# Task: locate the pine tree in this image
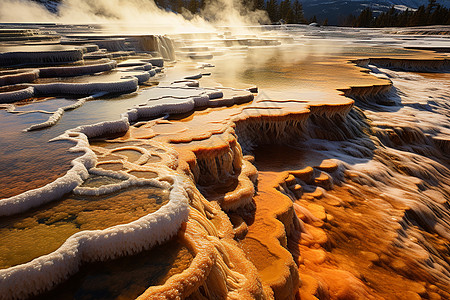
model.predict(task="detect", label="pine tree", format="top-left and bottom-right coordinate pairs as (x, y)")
top-left (254, 0), bottom-right (265, 11)
top-left (187, 0), bottom-right (199, 14)
top-left (398, 9), bottom-right (410, 26)
top-left (292, 0), bottom-right (305, 24)
top-left (340, 14), bottom-right (356, 26)
top-left (427, 0), bottom-right (437, 14)
top-left (346, 0), bottom-right (450, 28)
top-left (279, 0), bottom-right (293, 23)
top-left (354, 8), bottom-right (373, 27)
top-left (266, 0), bottom-right (279, 23)
top-left (412, 6), bottom-right (427, 26)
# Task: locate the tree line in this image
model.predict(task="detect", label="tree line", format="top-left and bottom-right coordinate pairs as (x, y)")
top-left (155, 0), bottom-right (449, 27)
top-left (35, 0), bottom-right (450, 27)
top-left (342, 0), bottom-right (450, 27)
top-left (263, 0), bottom-right (307, 24)
top-left (152, 0), bottom-right (308, 24)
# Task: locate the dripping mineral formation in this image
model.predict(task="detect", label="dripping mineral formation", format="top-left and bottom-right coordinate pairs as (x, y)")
top-left (0, 23), bottom-right (449, 300)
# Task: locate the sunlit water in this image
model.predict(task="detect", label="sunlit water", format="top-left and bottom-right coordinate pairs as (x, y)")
top-left (31, 237), bottom-right (193, 300)
top-left (1, 26), bottom-right (446, 200)
top-left (0, 186), bottom-right (169, 269)
top-left (251, 67), bottom-right (450, 298)
top-left (0, 24), bottom-right (449, 299)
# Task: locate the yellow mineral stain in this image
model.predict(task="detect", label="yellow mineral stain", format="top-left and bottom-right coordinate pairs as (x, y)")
top-left (34, 237), bottom-right (194, 300)
top-left (0, 187), bottom-right (169, 269)
top-left (241, 171), bottom-right (300, 300)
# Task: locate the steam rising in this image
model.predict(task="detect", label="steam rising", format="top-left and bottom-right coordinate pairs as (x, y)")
top-left (0, 0), bottom-right (269, 32)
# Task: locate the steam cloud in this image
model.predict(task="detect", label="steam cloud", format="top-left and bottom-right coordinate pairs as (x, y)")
top-left (0, 0), bottom-right (269, 32)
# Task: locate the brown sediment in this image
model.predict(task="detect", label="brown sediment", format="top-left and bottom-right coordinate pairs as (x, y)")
top-left (90, 139), bottom-right (178, 172)
top-left (0, 186), bottom-right (169, 269)
top-left (280, 164), bottom-right (450, 300)
top-left (338, 82), bottom-right (393, 104)
top-left (361, 58), bottom-right (450, 71)
top-left (0, 69), bottom-right (39, 87)
top-left (256, 162), bottom-right (383, 300)
top-left (249, 145), bottom-right (362, 299)
top-left (123, 97), bottom-right (339, 298)
top-left (432, 135), bottom-right (450, 154)
top-left (3, 26), bottom-right (450, 300)
top-left (137, 183), bottom-right (272, 300)
top-left (0, 140), bottom-right (80, 200)
top-left (132, 96), bottom-right (356, 298)
top-left (70, 132), bottom-right (272, 299)
top-left (120, 76), bottom-right (383, 298)
top-left (79, 174), bottom-right (124, 187)
top-left (128, 170), bottom-right (158, 179)
top-left (241, 171), bottom-right (300, 300)
top-left (31, 237), bottom-right (195, 300)
top-left (202, 158), bottom-right (257, 211)
top-left (119, 53), bottom-right (450, 299)
top-left (0, 138), bottom-right (178, 270)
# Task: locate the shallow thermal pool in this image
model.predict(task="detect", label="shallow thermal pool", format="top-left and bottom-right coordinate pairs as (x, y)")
top-left (31, 237), bottom-right (193, 300)
top-left (0, 23), bottom-right (449, 300)
top-left (0, 186), bottom-right (169, 269)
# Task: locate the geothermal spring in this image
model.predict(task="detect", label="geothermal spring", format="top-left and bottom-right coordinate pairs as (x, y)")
top-left (0, 19), bottom-right (449, 300)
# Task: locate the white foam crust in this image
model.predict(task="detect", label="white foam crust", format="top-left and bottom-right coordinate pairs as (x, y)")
top-left (0, 86), bottom-right (34, 103)
top-left (0, 69), bottom-right (39, 86)
top-left (0, 174), bottom-right (190, 300)
top-left (0, 131), bottom-right (95, 216)
top-left (0, 88), bottom-right (192, 298)
top-left (0, 49), bottom-right (83, 67)
top-left (1, 75), bottom-right (138, 104)
top-left (122, 86), bottom-right (254, 122)
top-left (0, 84), bottom-right (242, 216)
top-left (24, 91), bottom-right (111, 131)
top-left (39, 60), bottom-right (117, 77)
top-left (0, 114), bottom-right (133, 217)
top-left (0, 82), bottom-right (255, 299)
top-left (32, 77), bottom-right (139, 95)
top-left (73, 117), bottom-right (130, 138)
top-left (72, 168), bottom-right (161, 196)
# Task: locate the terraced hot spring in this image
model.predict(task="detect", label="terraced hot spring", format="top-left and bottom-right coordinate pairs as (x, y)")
top-left (31, 237), bottom-right (193, 300)
top-left (35, 70), bottom-right (136, 84)
top-left (0, 45), bottom-right (79, 52)
top-left (0, 85), bottom-right (205, 199)
top-left (13, 97), bottom-right (77, 112)
top-left (0, 112), bottom-right (80, 199)
top-left (0, 186), bottom-right (169, 269)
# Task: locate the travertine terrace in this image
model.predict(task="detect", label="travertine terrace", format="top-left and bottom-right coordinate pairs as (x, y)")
top-left (0, 23), bottom-right (449, 300)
